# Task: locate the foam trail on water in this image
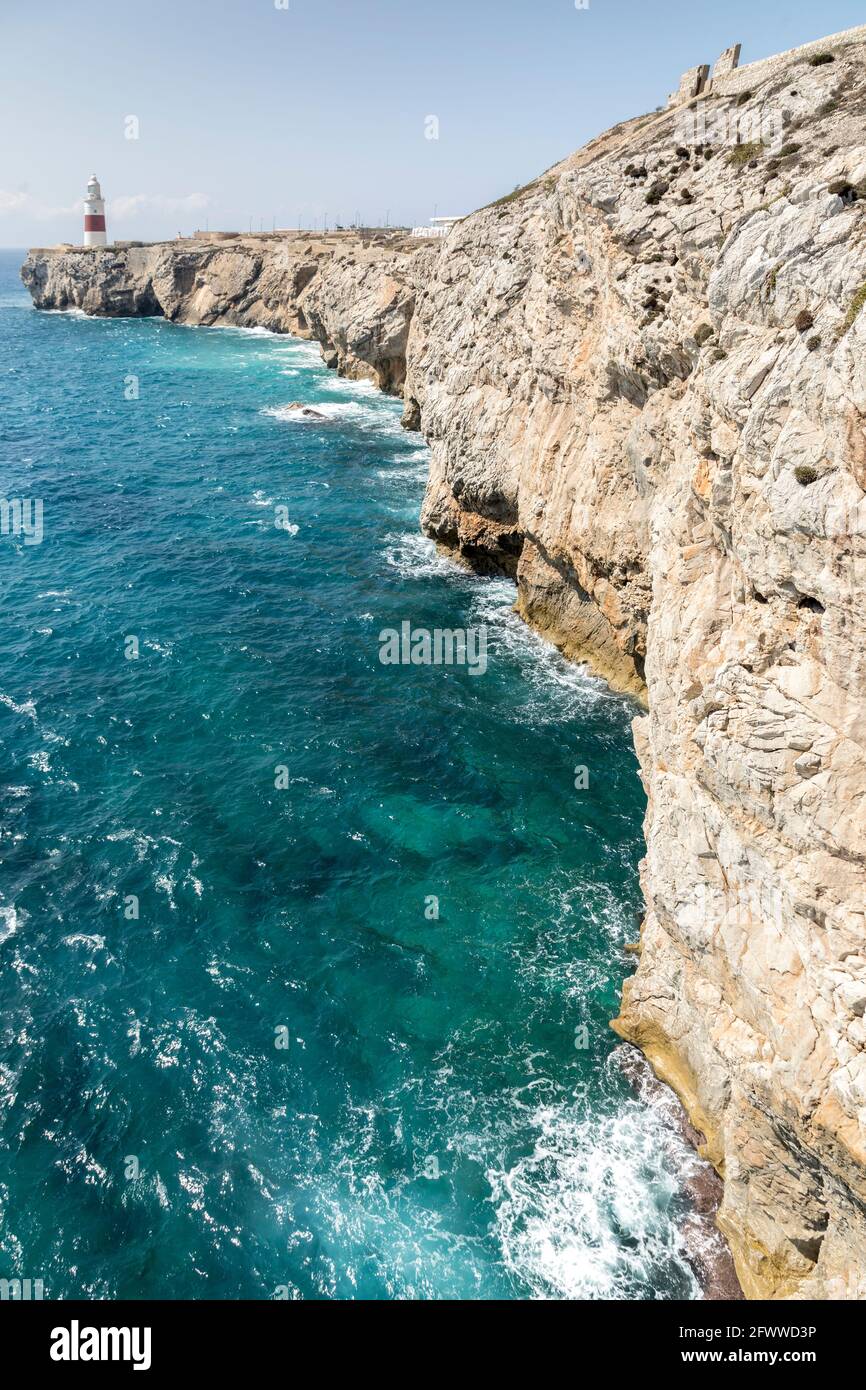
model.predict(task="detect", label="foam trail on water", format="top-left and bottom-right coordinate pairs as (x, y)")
top-left (490, 1091), bottom-right (701, 1300)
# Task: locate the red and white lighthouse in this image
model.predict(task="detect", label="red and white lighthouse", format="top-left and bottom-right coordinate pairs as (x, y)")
top-left (83, 174), bottom-right (108, 247)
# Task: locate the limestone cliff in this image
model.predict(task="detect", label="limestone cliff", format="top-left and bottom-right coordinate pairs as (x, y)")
top-left (21, 231), bottom-right (417, 396)
top-left (403, 41), bottom-right (866, 1299)
top-left (21, 30), bottom-right (866, 1299)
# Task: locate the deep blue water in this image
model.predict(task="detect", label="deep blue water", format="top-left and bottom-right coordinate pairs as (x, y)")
top-left (0, 248), bottom-right (701, 1299)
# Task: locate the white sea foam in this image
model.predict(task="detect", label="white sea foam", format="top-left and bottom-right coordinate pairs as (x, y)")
top-left (325, 375), bottom-right (378, 396)
top-left (273, 340), bottom-right (323, 364)
top-left (382, 530), bottom-right (468, 580)
top-left (380, 536), bottom-right (626, 730)
top-left (490, 1085), bottom-right (700, 1300)
top-left (215, 323), bottom-right (282, 339)
top-left (105, 829), bottom-right (203, 906)
top-left (154, 872), bottom-right (178, 907)
top-left (0, 691), bottom-right (71, 753)
top-left (513, 881), bottom-right (638, 1014)
top-left (0, 692), bottom-right (38, 722)
top-left (470, 579), bottom-right (622, 723)
top-left (0, 905), bottom-right (19, 944)
top-left (263, 390), bottom-right (406, 442)
top-left (264, 402), bottom-right (341, 423)
top-left (264, 399), bottom-right (386, 426)
top-left (377, 450), bottom-right (430, 484)
top-left (61, 933), bottom-right (106, 951)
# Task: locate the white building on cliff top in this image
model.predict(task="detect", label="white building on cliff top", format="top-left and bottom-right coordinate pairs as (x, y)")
top-left (410, 216), bottom-right (463, 240)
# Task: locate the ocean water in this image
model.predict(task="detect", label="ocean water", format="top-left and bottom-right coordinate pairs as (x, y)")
top-left (0, 248), bottom-right (702, 1300)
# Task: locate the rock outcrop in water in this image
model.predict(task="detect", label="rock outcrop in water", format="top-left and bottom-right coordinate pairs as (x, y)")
top-left (21, 28), bottom-right (866, 1300)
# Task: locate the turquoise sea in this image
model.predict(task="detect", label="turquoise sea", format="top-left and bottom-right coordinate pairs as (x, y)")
top-left (0, 248), bottom-right (702, 1299)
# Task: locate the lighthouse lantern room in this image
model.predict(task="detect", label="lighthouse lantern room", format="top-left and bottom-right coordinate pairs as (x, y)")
top-left (83, 175), bottom-right (108, 247)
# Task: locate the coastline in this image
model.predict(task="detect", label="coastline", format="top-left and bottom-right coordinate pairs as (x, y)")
top-left (0, 254), bottom-right (713, 1297)
top-left (19, 22), bottom-right (866, 1299)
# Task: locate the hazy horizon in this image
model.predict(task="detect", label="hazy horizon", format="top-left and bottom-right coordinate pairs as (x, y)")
top-left (2, 0), bottom-right (864, 247)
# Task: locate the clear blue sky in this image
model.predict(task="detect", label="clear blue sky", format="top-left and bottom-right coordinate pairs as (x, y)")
top-left (2, 0), bottom-right (863, 245)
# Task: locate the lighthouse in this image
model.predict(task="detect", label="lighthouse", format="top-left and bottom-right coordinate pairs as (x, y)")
top-left (83, 174), bottom-right (108, 247)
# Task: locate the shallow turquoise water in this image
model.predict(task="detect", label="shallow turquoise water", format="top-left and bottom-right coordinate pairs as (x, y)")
top-left (0, 249), bottom-right (700, 1299)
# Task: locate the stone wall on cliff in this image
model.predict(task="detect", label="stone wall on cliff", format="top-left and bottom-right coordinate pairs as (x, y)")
top-left (21, 32), bottom-right (866, 1299)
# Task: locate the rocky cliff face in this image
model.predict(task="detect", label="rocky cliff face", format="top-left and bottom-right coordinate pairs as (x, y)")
top-left (21, 34), bottom-right (866, 1299)
top-left (404, 43), bottom-right (866, 1299)
top-left (21, 231), bottom-right (418, 396)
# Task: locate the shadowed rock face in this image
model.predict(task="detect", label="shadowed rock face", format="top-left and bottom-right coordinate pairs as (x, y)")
top-left (21, 34), bottom-right (866, 1299)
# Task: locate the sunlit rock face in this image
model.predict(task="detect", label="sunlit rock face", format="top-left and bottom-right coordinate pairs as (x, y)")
top-left (404, 45), bottom-right (866, 1297)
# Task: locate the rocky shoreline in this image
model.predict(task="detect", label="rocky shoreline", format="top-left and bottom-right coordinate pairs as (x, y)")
top-left (21, 31), bottom-right (866, 1300)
